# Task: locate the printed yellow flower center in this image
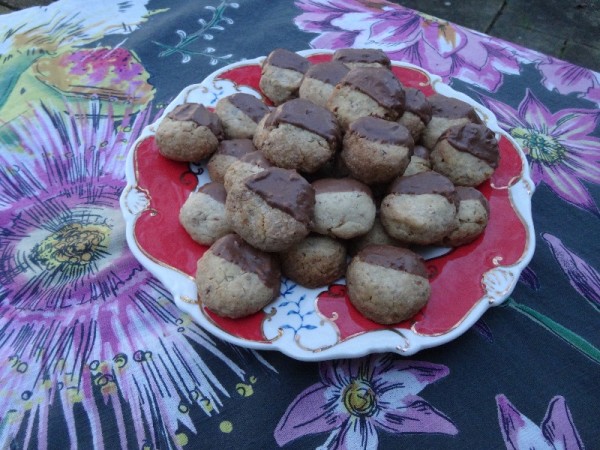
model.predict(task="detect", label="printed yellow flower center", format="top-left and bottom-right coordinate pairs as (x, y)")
top-left (511, 127), bottom-right (566, 164)
top-left (342, 380), bottom-right (377, 417)
top-left (31, 223), bottom-right (110, 270)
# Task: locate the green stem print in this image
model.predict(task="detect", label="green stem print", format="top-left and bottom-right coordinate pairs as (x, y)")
top-left (506, 298), bottom-right (600, 364)
top-left (153, 1), bottom-right (238, 64)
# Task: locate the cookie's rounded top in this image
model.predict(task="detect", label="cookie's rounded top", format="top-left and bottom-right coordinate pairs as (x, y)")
top-left (264, 98), bottom-right (341, 145)
top-left (356, 245), bottom-right (428, 278)
top-left (404, 88), bottom-right (432, 123)
top-left (333, 48), bottom-right (391, 68)
top-left (413, 145), bottom-right (430, 159)
top-left (389, 171), bottom-right (456, 201)
top-left (340, 67), bottom-right (405, 111)
top-left (455, 186), bottom-right (490, 213)
top-left (226, 93), bottom-right (270, 123)
top-left (217, 139), bottom-right (256, 158)
top-left (245, 167), bottom-right (315, 225)
top-left (209, 234), bottom-right (280, 290)
top-left (238, 150), bottom-right (273, 168)
top-left (312, 177), bottom-right (373, 196)
top-left (264, 48), bottom-right (310, 73)
top-left (428, 94), bottom-right (482, 123)
top-left (198, 182), bottom-right (227, 203)
top-left (303, 61), bottom-right (349, 85)
top-left (443, 123), bottom-right (500, 167)
top-left (167, 103), bottom-right (224, 138)
top-left (348, 116), bottom-right (413, 146)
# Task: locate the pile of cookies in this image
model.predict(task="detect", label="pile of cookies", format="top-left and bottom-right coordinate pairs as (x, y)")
top-left (155, 48), bottom-right (500, 325)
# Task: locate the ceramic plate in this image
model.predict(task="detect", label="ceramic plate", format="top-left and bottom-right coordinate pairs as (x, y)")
top-left (120, 49), bottom-right (535, 361)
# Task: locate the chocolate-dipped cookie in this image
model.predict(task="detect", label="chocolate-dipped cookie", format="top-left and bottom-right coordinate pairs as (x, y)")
top-left (156, 103), bottom-right (224, 162)
top-left (179, 182), bottom-right (231, 245)
top-left (349, 215), bottom-right (403, 255)
top-left (380, 171), bottom-right (458, 245)
top-left (215, 93), bottom-right (270, 139)
top-left (398, 88), bottom-right (432, 142)
top-left (298, 61), bottom-right (350, 108)
top-left (431, 122), bottom-right (500, 186)
top-left (346, 245), bottom-right (431, 324)
top-left (279, 234), bottom-right (347, 288)
top-left (311, 177), bottom-right (376, 239)
top-left (259, 48), bottom-right (311, 105)
top-left (253, 98), bottom-right (341, 173)
top-left (341, 116), bottom-right (414, 184)
top-left (207, 139), bottom-right (257, 184)
top-left (403, 145), bottom-right (432, 176)
top-left (328, 66), bottom-right (406, 128)
top-left (421, 94), bottom-right (482, 149)
top-left (332, 48), bottom-right (391, 69)
top-left (441, 186), bottom-right (490, 247)
top-left (226, 167), bottom-right (315, 252)
top-left (195, 233), bottom-right (281, 318)
top-left (223, 150), bottom-right (272, 192)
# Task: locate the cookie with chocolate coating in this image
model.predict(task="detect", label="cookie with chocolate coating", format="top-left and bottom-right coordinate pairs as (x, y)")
top-left (180, 182), bottom-right (231, 245)
top-left (207, 139), bottom-right (256, 184)
top-left (223, 150), bottom-right (272, 192)
top-left (311, 177), bottom-right (376, 240)
top-left (421, 94), bottom-right (482, 149)
top-left (298, 61), bottom-right (349, 108)
top-left (259, 48), bottom-right (310, 105)
top-left (215, 93), bottom-right (270, 139)
top-left (349, 215), bottom-right (403, 255)
top-left (332, 48), bottom-right (391, 69)
top-left (328, 66), bottom-right (405, 128)
top-left (431, 122), bottom-right (500, 186)
top-left (226, 167), bottom-right (315, 252)
top-left (279, 234), bottom-right (347, 288)
top-left (253, 98), bottom-right (341, 173)
top-left (341, 116), bottom-right (414, 184)
top-left (441, 186), bottom-right (490, 247)
top-left (346, 245), bottom-right (430, 324)
top-left (156, 103), bottom-right (224, 162)
top-left (195, 234), bottom-right (281, 318)
top-left (398, 88), bottom-right (432, 142)
top-left (403, 145), bottom-right (432, 176)
top-left (380, 171), bottom-right (458, 245)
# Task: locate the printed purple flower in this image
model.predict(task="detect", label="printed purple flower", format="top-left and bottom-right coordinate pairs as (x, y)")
top-left (481, 90), bottom-right (600, 215)
top-left (496, 394), bottom-right (584, 449)
top-left (275, 355), bottom-right (457, 448)
top-left (294, 0), bottom-right (520, 91)
top-left (537, 57), bottom-right (600, 106)
top-left (542, 233), bottom-right (600, 310)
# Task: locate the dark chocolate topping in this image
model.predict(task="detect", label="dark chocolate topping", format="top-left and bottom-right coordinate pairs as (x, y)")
top-left (312, 177), bottom-right (373, 197)
top-left (388, 171), bottom-right (456, 203)
top-left (226, 93), bottom-right (269, 123)
top-left (239, 151), bottom-right (273, 168)
top-left (245, 167), bottom-right (315, 225)
top-left (198, 181), bottom-right (227, 204)
top-left (340, 67), bottom-right (405, 111)
top-left (404, 88), bottom-right (432, 123)
top-left (264, 48), bottom-right (310, 73)
top-left (349, 116), bottom-right (414, 147)
top-left (264, 98), bottom-right (341, 145)
top-left (210, 234), bottom-right (280, 291)
top-left (304, 61), bottom-right (349, 85)
top-left (216, 139), bottom-right (256, 158)
top-left (428, 94), bottom-right (482, 123)
top-left (357, 245), bottom-right (428, 278)
top-left (455, 186), bottom-right (490, 214)
top-left (412, 145), bottom-right (430, 160)
top-left (443, 123), bottom-right (500, 167)
top-left (333, 48), bottom-right (391, 68)
top-left (167, 103), bottom-right (224, 138)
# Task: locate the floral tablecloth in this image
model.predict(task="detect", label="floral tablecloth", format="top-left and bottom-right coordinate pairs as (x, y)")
top-left (1, 0), bottom-right (599, 448)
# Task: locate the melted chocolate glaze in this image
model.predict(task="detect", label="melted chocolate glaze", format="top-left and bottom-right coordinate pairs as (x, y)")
top-left (333, 48), bottom-right (391, 68)
top-left (198, 182), bottom-right (227, 204)
top-left (455, 186), bottom-right (490, 214)
top-left (340, 67), bottom-right (405, 111)
top-left (443, 123), bottom-right (500, 167)
top-left (357, 245), bottom-right (428, 278)
top-left (216, 139), bottom-right (256, 158)
top-left (226, 93), bottom-right (270, 123)
top-left (388, 171), bottom-right (456, 204)
top-left (167, 103), bottom-right (224, 138)
top-left (312, 177), bottom-right (373, 197)
top-left (404, 88), bottom-right (432, 123)
top-left (428, 94), bottom-right (482, 123)
top-left (264, 48), bottom-right (310, 73)
top-left (349, 116), bottom-right (414, 146)
top-left (304, 61), bottom-right (349, 85)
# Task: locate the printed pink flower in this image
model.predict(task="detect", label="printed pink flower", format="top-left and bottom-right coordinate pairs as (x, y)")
top-left (481, 90), bottom-right (600, 215)
top-left (275, 355), bottom-right (457, 448)
top-left (294, 0), bottom-right (520, 91)
top-left (496, 395), bottom-right (584, 449)
top-left (538, 57), bottom-right (600, 106)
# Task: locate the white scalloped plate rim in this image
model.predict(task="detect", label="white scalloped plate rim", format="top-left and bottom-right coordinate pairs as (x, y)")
top-left (120, 49), bottom-right (536, 361)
